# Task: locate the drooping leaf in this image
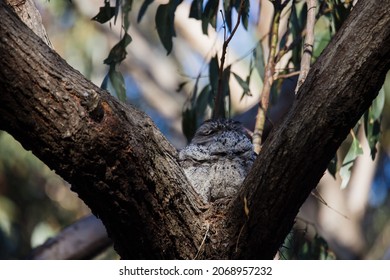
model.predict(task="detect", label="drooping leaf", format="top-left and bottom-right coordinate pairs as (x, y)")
top-left (189, 0), bottom-right (203, 20)
top-left (240, 0), bottom-right (250, 30)
top-left (101, 67), bottom-right (126, 102)
top-left (224, 1), bottom-right (233, 32)
top-left (222, 65), bottom-right (231, 117)
top-left (101, 72), bottom-right (110, 90)
top-left (327, 153), bottom-right (338, 179)
top-left (364, 88), bottom-right (384, 159)
top-left (182, 106), bottom-right (197, 142)
top-left (253, 42), bottom-right (265, 79)
top-left (370, 87), bottom-right (385, 120)
top-left (155, 1), bottom-right (182, 55)
top-left (339, 135), bottom-right (363, 189)
top-left (123, 0), bottom-right (133, 31)
top-left (91, 0), bottom-right (116, 24)
top-left (137, 0), bottom-right (154, 23)
top-left (104, 33), bottom-right (132, 65)
top-left (313, 17), bottom-right (332, 59)
top-left (289, 1), bottom-right (306, 67)
top-left (109, 68), bottom-right (127, 102)
top-left (201, 0), bottom-right (218, 35)
top-left (209, 55), bottom-right (219, 92)
top-left (114, 0), bottom-right (122, 24)
top-left (332, 0), bottom-right (352, 32)
top-left (233, 72), bottom-right (251, 100)
top-left (196, 84), bottom-right (212, 119)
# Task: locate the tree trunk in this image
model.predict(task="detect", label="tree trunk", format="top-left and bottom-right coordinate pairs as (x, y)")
top-left (0, 0), bottom-right (389, 259)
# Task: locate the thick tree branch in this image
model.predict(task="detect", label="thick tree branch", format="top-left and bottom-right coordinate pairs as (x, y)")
top-left (229, 0), bottom-right (390, 259)
top-left (0, 0), bottom-right (389, 260)
top-left (0, 1), bottom-right (206, 259)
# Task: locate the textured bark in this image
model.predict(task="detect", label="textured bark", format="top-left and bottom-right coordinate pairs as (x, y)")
top-left (0, 1), bottom-right (206, 259)
top-left (228, 0), bottom-right (390, 259)
top-left (0, 0), bottom-right (389, 259)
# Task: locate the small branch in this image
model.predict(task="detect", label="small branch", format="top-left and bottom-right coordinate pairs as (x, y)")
top-left (213, 0), bottom-right (245, 119)
top-left (28, 215), bottom-right (112, 260)
top-left (253, 0), bottom-right (288, 153)
top-left (295, 0), bottom-right (316, 94)
top-left (274, 70), bottom-right (300, 80)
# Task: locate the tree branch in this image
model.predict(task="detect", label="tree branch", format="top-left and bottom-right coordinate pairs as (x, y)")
top-left (229, 0), bottom-right (390, 259)
top-left (295, 0), bottom-right (316, 94)
top-left (0, 0), bottom-right (389, 260)
top-left (253, 0), bottom-right (288, 153)
top-left (0, 1), bottom-right (206, 259)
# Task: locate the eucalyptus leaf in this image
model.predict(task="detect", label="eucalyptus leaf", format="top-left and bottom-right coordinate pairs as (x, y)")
top-left (189, 0), bottom-right (203, 20)
top-left (109, 68), bottom-right (126, 102)
top-left (339, 136), bottom-right (363, 189)
top-left (104, 33), bottom-right (132, 65)
top-left (209, 55), bottom-right (219, 93)
top-left (91, 1), bottom-right (116, 24)
top-left (182, 107), bottom-right (197, 142)
top-left (233, 72), bottom-right (251, 100)
top-left (196, 84), bottom-right (211, 119)
top-left (114, 0), bottom-right (122, 24)
top-left (364, 88), bottom-right (384, 159)
top-left (241, 0), bottom-right (250, 30)
top-left (253, 42), bottom-right (265, 79)
top-left (138, 0), bottom-right (154, 23)
top-left (155, 1), bottom-right (182, 55)
top-left (327, 153), bottom-right (338, 179)
top-left (201, 0), bottom-right (218, 35)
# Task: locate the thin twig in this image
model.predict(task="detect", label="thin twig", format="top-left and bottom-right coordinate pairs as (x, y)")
top-left (194, 222), bottom-right (210, 259)
top-left (295, 0), bottom-right (316, 94)
top-left (274, 70), bottom-right (300, 80)
top-left (213, 0), bottom-right (246, 119)
top-left (311, 189), bottom-right (349, 220)
top-left (253, 0), bottom-right (288, 153)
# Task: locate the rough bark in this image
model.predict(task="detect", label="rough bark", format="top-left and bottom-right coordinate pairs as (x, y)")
top-left (0, 1), bottom-right (206, 259)
top-left (0, 0), bottom-right (389, 259)
top-left (228, 0), bottom-right (390, 259)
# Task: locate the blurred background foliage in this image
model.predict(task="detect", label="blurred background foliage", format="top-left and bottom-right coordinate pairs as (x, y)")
top-left (0, 0), bottom-right (389, 259)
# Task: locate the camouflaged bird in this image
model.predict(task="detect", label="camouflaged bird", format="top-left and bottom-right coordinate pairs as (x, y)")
top-left (179, 119), bottom-right (256, 203)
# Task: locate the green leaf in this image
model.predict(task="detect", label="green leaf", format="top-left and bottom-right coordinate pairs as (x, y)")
top-left (364, 88), bottom-right (384, 159)
top-left (182, 107), bottom-right (197, 142)
top-left (201, 0), bottom-right (218, 35)
top-left (209, 55), bottom-right (219, 93)
top-left (109, 68), bottom-right (126, 102)
top-left (222, 65), bottom-right (231, 117)
top-left (138, 0), bottom-right (154, 23)
top-left (339, 135), bottom-right (363, 189)
top-left (189, 0), bottom-right (203, 20)
top-left (196, 84), bottom-right (212, 119)
top-left (253, 42), bottom-right (265, 79)
top-left (114, 0), bottom-right (122, 24)
top-left (327, 153), bottom-right (338, 179)
top-left (332, 0), bottom-right (352, 32)
top-left (155, 1), bottom-right (182, 55)
top-left (123, 0), bottom-right (133, 31)
top-left (289, 2), bottom-right (305, 67)
top-left (101, 72), bottom-right (110, 90)
top-left (104, 33), bottom-right (132, 65)
top-left (371, 87), bottom-right (385, 120)
top-left (233, 72), bottom-right (251, 100)
top-left (91, 0), bottom-right (116, 24)
top-left (224, 1), bottom-right (233, 32)
top-left (241, 0), bottom-right (250, 30)
top-left (313, 17), bottom-right (332, 59)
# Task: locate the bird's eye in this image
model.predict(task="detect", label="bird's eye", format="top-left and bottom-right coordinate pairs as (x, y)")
top-left (203, 129), bottom-right (213, 135)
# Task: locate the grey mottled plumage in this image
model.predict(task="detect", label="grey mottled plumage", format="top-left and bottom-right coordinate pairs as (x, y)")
top-left (179, 119), bottom-right (256, 203)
